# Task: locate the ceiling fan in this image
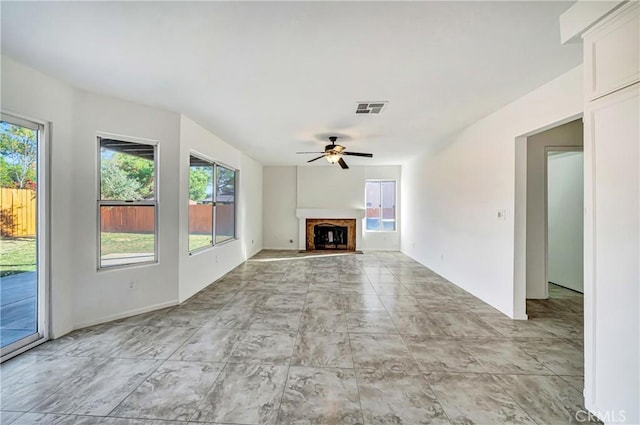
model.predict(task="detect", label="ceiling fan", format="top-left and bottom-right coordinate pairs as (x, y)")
top-left (296, 136), bottom-right (373, 169)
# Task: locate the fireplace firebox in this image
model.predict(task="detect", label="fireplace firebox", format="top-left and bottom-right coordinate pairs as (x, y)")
top-left (305, 218), bottom-right (356, 251)
top-left (314, 224), bottom-right (348, 250)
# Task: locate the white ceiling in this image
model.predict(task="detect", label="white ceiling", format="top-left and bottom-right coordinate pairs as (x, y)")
top-left (1, 1), bottom-right (581, 166)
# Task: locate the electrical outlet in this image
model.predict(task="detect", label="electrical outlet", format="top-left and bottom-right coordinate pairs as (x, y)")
top-left (215, 255), bottom-right (219, 263)
top-left (128, 280), bottom-right (137, 290)
top-left (497, 209), bottom-right (506, 221)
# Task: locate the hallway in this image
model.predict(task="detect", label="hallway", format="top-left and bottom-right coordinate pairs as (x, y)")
top-left (0, 251), bottom-right (596, 424)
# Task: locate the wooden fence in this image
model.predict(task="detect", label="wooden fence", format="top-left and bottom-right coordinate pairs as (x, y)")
top-left (100, 205), bottom-right (155, 233)
top-left (0, 190), bottom-right (234, 238)
top-left (366, 207), bottom-right (396, 219)
top-left (189, 204), bottom-right (213, 233)
top-left (1, 188), bottom-right (37, 237)
top-left (101, 204), bottom-right (235, 236)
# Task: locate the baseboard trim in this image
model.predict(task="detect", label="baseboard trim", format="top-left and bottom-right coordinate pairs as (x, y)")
top-left (73, 299), bottom-right (179, 330)
top-left (400, 249), bottom-right (517, 319)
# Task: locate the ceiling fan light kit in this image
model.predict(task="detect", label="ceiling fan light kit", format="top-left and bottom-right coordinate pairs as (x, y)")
top-left (326, 152), bottom-right (342, 164)
top-left (297, 135), bottom-right (373, 170)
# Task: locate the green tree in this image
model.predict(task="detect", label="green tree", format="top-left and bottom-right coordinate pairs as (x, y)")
top-left (114, 154), bottom-right (154, 199)
top-left (189, 167), bottom-right (211, 202)
top-left (0, 156), bottom-right (15, 187)
top-left (100, 159), bottom-right (143, 200)
top-left (0, 122), bottom-right (37, 189)
top-left (216, 166), bottom-right (235, 198)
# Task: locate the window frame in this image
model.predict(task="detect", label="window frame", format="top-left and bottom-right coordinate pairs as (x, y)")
top-left (187, 152), bottom-right (238, 255)
top-left (188, 152), bottom-right (215, 254)
top-left (364, 179), bottom-right (397, 232)
top-left (97, 134), bottom-right (159, 270)
top-left (0, 111), bottom-right (51, 360)
top-left (213, 162), bottom-right (238, 245)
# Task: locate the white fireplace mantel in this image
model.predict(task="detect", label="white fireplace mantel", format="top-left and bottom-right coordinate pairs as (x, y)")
top-left (296, 208), bottom-right (365, 219)
top-left (296, 208), bottom-right (365, 250)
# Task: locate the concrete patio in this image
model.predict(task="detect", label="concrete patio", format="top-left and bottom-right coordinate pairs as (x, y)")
top-left (0, 272), bottom-right (37, 348)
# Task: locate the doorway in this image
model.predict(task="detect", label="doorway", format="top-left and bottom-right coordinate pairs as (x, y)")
top-left (523, 119), bottom-right (583, 301)
top-left (0, 112), bottom-right (48, 360)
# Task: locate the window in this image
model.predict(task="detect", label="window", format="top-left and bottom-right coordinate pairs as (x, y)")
top-left (188, 155), bottom-right (237, 252)
top-left (215, 164), bottom-right (236, 243)
top-left (98, 137), bottom-right (157, 268)
top-left (189, 155), bottom-right (214, 251)
top-left (365, 180), bottom-right (396, 231)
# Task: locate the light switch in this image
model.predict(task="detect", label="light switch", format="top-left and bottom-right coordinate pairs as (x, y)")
top-left (497, 209), bottom-right (506, 221)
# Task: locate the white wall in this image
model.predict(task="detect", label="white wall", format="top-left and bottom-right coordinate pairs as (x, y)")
top-left (2, 56), bottom-right (183, 332)
top-left (262, 164), bottom-right (401, 251)
top-left (262, 166), bottom-right (298, 249)
top-left (1, 56), bottom-right (262, 336)
top-left (72, 90), bottom-right (182, 328)
top-left (297, 166), bottom-right (366, 209)
top-left (178, 116), bottom-right (263, 303)
top-left (547, 151), bottom-right (583, 293)
top-left (526, 120), bottom-right (583, 298)
top-left (239, 153), bottom-right (263, 259)
top-left (401, 65), bottom-right (583, 318)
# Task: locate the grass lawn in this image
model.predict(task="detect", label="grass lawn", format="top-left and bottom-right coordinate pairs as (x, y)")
top-left (2, 233), bottom-right (235, 277)
top-left (1, 237), bottom-right (36, 277)
top-left (189, 234), bottom-right (233, 251)
top-left (189, 234), bottom-right (212, 252)
top-left (102, 233), bottom-right (227, 256)
top-left (101, 232), bottom-right (155, 256)
top-left (216, 234), bottom-right (234, 244)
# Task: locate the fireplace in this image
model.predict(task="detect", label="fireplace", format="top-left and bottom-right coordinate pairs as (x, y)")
top-left (297, 209), bottom-right (364, 251)
top-left (306, 219), bottom-right (356, 251)
top-left (314, 224), bottom-right (348, 250)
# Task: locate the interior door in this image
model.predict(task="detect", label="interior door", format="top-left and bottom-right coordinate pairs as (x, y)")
top-left (546, 149), bottom-right (584, 293)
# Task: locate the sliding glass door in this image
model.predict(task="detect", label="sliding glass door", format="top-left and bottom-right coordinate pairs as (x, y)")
top-left (0, 113), bottom-right (47, 358)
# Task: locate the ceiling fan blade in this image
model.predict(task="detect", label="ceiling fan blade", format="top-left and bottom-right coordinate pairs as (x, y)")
top-left (296, 151), bottom-right (324, 154)
top-left (343, 151), bottom-right (373, 158)
top-left (338, 158), bottom-right (349, 169)
top-left (307, 155), bottom-right (326, 163)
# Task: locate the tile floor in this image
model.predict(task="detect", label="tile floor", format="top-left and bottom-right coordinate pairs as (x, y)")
top-left (0, 251), bottom-right (598, 424)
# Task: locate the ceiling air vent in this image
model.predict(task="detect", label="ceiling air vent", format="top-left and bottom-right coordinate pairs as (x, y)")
top-left (356, 102), bottom-right (387, 114)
